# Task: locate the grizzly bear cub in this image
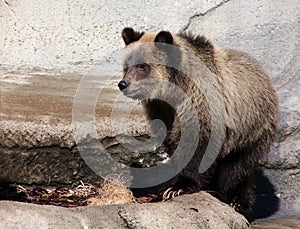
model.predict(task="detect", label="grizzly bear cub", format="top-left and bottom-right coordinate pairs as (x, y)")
top-left (118, 27), bottom-right (278, 216)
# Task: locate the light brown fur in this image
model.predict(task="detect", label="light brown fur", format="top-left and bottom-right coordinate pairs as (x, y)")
top-left (119, 28), bottom-right (278, 216)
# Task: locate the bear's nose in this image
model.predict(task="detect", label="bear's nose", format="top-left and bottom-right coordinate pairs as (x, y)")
top-left (118, 80), bottom-right (128, 91)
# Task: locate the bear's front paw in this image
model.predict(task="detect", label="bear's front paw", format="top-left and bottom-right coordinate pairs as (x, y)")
top-left (161, 187), bottom-right (184, 201)
top-left (230, 198), bottom-right (242, 212)
top-left (229, 196), bottom-right (254, 214)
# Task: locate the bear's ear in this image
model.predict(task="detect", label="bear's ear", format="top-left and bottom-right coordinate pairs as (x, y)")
top-left (154, 31), bottom-right (181, 68)
top-left (154, 31), bottom-right (173, 44)
top-left (122, 27), bottom-right (144, 45)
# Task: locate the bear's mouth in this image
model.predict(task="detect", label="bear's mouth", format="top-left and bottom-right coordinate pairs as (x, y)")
top-left (122, 87), bottom-right (146, 100)
top-left (120, 81), bottom-right (157, 101)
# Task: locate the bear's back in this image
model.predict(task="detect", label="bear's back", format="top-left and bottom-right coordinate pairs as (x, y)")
top-left (213, 48), bottom-right (278, 153)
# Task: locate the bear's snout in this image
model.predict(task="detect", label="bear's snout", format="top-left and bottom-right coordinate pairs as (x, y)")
top-left (118, 80), bottom-right (128, 91)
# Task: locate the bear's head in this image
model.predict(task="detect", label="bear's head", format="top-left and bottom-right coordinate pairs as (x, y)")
top-left (118, 27), bottom-right (180, 100)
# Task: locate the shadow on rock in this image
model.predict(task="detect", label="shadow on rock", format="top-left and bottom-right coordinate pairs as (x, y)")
top-left (245, 169), bottom-right (280, 222)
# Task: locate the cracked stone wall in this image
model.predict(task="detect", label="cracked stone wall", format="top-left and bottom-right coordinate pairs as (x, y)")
top-left (0, 0), bottom-right (299, 217)
top-left (0, 0), bottom-right (228, 73)
top-left (0, 1), bottom-right (298, 78)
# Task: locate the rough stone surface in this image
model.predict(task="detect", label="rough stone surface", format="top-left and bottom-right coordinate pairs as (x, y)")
top-left (0, 72), bottom-right (148, 185)
top-left (0, 72), bottom-right (147, 148)
top-left (0, 0), bottom-right (226, 73)
top-left (251, 217), bottom-right (300, 229)
top-left (0, 192), bottom-right (250, 229)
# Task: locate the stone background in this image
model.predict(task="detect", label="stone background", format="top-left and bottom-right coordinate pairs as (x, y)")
top-left (1, 0), bottom-right (298, 79)
top-left (0, 0), bottom-right (299, 223)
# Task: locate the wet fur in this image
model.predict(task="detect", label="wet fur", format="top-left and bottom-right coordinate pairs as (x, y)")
top-left (120, 27), bottom-right (279, 217)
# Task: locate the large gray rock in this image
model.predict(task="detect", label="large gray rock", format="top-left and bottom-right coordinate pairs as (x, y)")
top-left (0, 192), bottom-right (250, 229)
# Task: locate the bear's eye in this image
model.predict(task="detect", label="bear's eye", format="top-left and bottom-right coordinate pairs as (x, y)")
top-left (137, 64), bottom-right (146, 71)
top-left (123, 64), bottom-right (129, 72)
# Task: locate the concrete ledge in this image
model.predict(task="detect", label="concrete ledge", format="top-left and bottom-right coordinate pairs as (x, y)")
top-left (0, 71), bottom-right (149, 185)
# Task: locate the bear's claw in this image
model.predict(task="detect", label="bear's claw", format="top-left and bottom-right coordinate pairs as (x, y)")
top-left (162, 188), bottom-right (184, 201)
